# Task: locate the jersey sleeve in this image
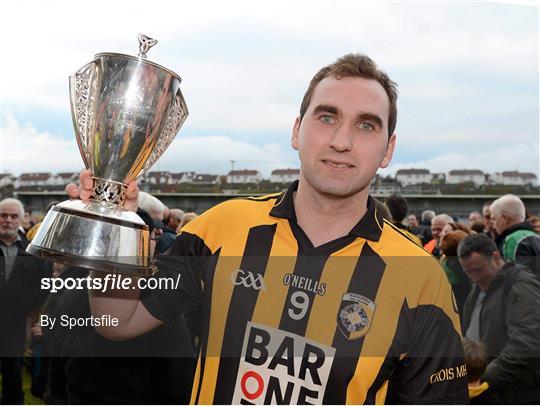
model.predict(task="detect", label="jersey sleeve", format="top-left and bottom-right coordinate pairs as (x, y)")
top-left (141, 230), bottom-right (211, 321)
top-left (387, 259), bottom-right (469, 404)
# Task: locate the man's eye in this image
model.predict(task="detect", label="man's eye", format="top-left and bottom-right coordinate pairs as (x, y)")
top-left (359, 122), bottom-right (374, 131)
top-left (320, 115), bottom-right (334, 124)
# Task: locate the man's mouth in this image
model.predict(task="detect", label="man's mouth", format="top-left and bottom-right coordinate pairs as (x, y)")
top-left (322, 160), bottom-right (354, 169)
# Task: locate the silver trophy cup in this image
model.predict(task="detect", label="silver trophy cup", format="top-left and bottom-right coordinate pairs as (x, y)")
top-left (27, 34), bottom-right (188, 275)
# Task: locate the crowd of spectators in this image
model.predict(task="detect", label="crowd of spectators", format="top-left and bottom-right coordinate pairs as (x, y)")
top-left (389, 193), bottom-right (540, 404)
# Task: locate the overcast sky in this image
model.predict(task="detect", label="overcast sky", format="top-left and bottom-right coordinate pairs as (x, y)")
top-left (1, 0), bottom-right (538, 178)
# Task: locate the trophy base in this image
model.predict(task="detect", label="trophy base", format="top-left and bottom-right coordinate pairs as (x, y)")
top-left (27, 199), bottom-right (151, 276)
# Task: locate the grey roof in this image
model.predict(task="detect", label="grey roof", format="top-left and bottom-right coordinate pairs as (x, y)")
top-left (271, 168), bottom-right (300, 175)
top-left (448, 169), bottom-right (484, 176)
top-left (395, 168), bottom-right (430, 175)
top-left (228, 169), bottom-right (260, 176)
top-left (502, 171), bottom-right (537, 179)
top-left (19, 172), bottom-right (52, 181)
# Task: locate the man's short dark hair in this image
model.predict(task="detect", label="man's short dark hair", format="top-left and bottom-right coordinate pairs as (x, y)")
top-left (483, 200), bottom-right (493, 209)
top-left (457, 233), bottom-right (498, 259)
top-left (470, 220), bottom-right (485, 234)
top-left (299, 53), bottom-right (398, 136)
top-left (385, 194), bottom-right (408, 223)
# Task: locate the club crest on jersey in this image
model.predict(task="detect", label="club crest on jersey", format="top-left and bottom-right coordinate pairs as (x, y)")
top-left (337, 293), bottom-right (376, 340)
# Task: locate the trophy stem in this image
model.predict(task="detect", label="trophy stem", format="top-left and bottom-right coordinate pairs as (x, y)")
top-left (91, 177), bottom-right (128, 206)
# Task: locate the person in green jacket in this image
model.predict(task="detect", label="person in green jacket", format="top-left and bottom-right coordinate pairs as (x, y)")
top-left (490, 194), bottom-right (540, 277)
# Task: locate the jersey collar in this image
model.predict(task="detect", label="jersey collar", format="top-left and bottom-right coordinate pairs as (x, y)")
top-left (269, 180), bottom-right (384, 242)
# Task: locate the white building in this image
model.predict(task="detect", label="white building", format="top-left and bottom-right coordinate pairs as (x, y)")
top-left (270, 169), bottom-right (300, 183)
top-left (171, 171), bottom-right (196, 184)
top-left (447, 170), bottom-right (485, 186)
top-left (15, 173), bottom-right (57, 188)
top-left (395, 168), bottom-right (432, 186)
top-left (147, 171), bottom-right (172, 185)
top-left (498, 171), bottom-right (538, 186)
top-left (192, 174), bottom-right (220, 186)
top-left (227, 169), bottom-right (262, 184)
top-left (0, 174), bottom-right (15, 188)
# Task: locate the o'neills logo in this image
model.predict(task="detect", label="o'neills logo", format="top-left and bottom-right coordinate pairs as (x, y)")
top-left (282, 273), bottom-right (326, 296)
top-left (232, 322), bottom-right (335, 404)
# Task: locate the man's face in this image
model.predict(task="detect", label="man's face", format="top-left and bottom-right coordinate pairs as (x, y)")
top-left (468, 212), bottom-right (482, 226)
top-left (408, 214), bottom-right (418, 228)
top-left (459, 252), bottom-right (502, 291)
top-left (482, 205), bottom-right (493, 232)
top-left (0, 203), bottom-right (22, 241)
top-left (292, 76), bottom-right (396, 199)
top-left (431, 218), bottom-right (448, 241)
top-left (489, 207), bottom-right (508, 235)
top-left (531, 218), bottom-right (540, 234)
top-left (22, 211), bottom-right (33, 230)
top-left (168, 210), bottom-right (183, 230)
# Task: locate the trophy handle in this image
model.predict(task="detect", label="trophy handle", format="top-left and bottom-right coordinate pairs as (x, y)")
top-left (137, 90), bottom-right (188, 178)
top-left (69, 61), bottom-right (96, 169)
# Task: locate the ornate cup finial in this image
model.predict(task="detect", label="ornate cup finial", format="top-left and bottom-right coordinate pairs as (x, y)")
top-left (138, 33), bottom-right (158, 59)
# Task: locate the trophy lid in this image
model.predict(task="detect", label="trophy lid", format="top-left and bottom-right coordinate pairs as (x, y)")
top-left (94, 34), bottom-right (182, 82)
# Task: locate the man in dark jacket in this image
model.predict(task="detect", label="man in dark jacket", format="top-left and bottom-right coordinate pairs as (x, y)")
top-left (458, 233), bottom-right (540, 404)
top-left (490, 194), bottom-right (540, 276)
top-left (0, 198), bottom-right (52, 404)
top-left (155, 223), bottom-right (176, 254)
top-left (414, 209), bottom-right (434, 246)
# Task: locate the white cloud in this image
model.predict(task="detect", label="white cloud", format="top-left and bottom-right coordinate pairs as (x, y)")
top-left (0, 114), bottom-right (81, 174)
top-left (2, 1), bottom-right (536, 114)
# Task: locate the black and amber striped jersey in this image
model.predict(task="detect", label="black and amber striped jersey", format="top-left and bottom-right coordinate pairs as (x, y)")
top-left (142, 181), bottom-right (468, 404)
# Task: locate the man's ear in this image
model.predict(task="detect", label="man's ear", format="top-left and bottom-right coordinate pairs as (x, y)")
top-left (380, 132), bottom-right (397, 168)
top-left (291, 116), bottom-right (301, 151)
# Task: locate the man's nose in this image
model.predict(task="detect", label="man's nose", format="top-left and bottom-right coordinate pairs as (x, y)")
top-left (329, 124), bottom-right (353, 152)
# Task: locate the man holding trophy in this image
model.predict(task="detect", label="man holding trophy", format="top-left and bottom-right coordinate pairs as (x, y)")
top-left (30, 35), bottom-right (468, 404)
